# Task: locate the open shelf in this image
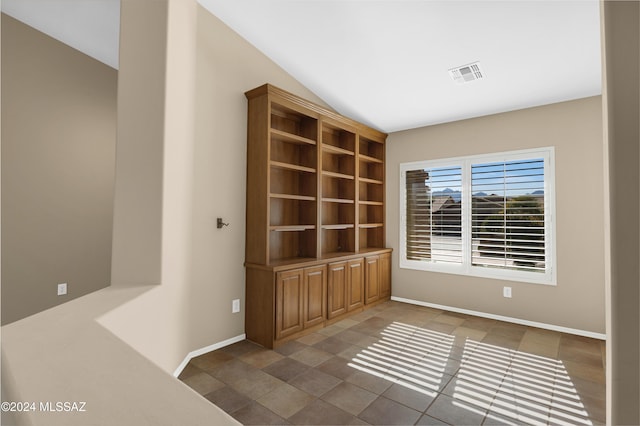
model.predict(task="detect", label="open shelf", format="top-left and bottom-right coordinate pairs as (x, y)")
top-left (271, 138), bottom-right (316, 171)
top-left (271, 104), bottom-right (317, 142)
top-left (322, 122), bottom-right (355, 153)
top-left (322, 227), bottom-right (355, 254)
top-left (359, 177), bottom-right (383, 185)
top-left (359, 160), bottom-right (383, 182)
top-left (269, 228), bottom-right (317, 263)
top-left (270, 198), bottom-right (316, 227)
top-left (359, 226), bottom-right (385, 250)
top-left (270, 128), bottom-right (316, 146)
top-left (322, 200), bottom-right (354, 227)
top-left (323, 150), bottom-right (355, 176)
top-left (359, 180), bottom-right (384, 204)
top-left (247, 84), bottom-right (387, 266)
top-left (271, 164), bottom-right (316, 198)
top-left (359, 203), bottom-right (384, 225)
top-left (322, 174), bottom-right (355, 200)
top-left (359, 135), bottom-right (384, 161)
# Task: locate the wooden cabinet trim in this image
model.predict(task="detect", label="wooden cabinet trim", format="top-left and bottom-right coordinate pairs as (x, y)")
top-left (246, 84), bottom-right (386, 140)
top-left (347, 258), bottom-right (365, 312)
top-left (245, 248), bottom-right (392, 272)
top-left (327, 261), bottom-right (347, 319)
top-left (303, 265), bottom-right (327, 328)
top-left (365, 255), bottom-right (380, 305)
top-left (275, 269), bottom-right (304, 340)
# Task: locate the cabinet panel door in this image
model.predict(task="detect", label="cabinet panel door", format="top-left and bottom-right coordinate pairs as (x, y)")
top-left (365, 256), bottom-right (380, 305)
top-left (347, 258), bottom-right (364, 311)
top-left (379, 253), bottom-right (391, 298)
top-left (304, 265), bottom-right (327, 328)
top-left (327, 262), bottom-right (347, 319)
top-left (276, 269), bottom-right (304, 339)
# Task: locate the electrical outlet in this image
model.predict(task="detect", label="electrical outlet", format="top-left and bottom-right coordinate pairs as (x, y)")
top-left (232, 299), bottom-right (240, 313)
top-left (503, 286), bottom-right (512, 298)
top-left (57, 283), bottom-right (67, 296)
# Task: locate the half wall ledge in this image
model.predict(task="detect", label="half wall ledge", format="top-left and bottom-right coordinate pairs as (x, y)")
top-left (0, 286), bottom-right (238, 426)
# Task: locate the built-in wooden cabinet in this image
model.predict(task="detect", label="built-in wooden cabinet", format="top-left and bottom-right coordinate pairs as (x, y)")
top-left (347, 259), bottom-right (365, 312)
top-left (327, 258), bottom-right (364, 320)
top-left (327, 262), bottom-right (348, 319)
top-left (380, 252), bottom-right (391, 299)
top-left (303, 266), bottom-right (326, 328)
top-left (245, 84), bottom-right (392, 348)
top-left (365, 256), bottom-right (380, 305)
top-left (275, 269), bottom-right (304, 340)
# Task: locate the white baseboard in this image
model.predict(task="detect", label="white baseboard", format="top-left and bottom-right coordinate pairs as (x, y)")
top-left (173, 333), bottom-right (246, 377)
top-left (391, 296), bottom-right (606, 340)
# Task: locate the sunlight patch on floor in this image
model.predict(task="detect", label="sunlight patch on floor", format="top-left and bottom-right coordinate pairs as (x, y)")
top-left (348, 321), bottom-right (593, 426)
top-left (455, 338), bottom-right (592, 425)
top-left (348, 321), bottom-right (455, 397)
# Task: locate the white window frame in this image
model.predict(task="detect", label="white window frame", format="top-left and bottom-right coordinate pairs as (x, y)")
top-left (399, 147), bottom-right (556, 286)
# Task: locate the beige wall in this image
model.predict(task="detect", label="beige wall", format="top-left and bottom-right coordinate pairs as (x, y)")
top-left (184, 5), bottom-right (331, 351)
top-left (109, 0), bottom-right (167, 287)
top-left (1, 14), bottom-right (117, 325)
top-left (99, 3), bottom-right (330, 372)
top-left (387, 96), bottom-right (605, 334)
top-left (601, 1), bottom-right (640, 424)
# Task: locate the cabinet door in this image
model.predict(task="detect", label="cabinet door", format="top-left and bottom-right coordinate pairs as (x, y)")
top-left (327, 262), bottom-right (347, 319)
top-left (347, 258), bottom-right (364, 311)
top-left (275, 269), bottom-right (304, 339)
top-left (379, 253), bottom-right (391, 299)
top-left (365, 256), bottom-right (380, 305)
top-left (303, 265), bottom-right (327, 328)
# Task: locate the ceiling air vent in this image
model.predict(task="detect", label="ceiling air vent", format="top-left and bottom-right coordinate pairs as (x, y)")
top-left (449, 62), bottom-right (484, 84)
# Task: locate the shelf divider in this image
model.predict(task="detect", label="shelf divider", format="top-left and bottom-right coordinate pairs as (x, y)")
top-left (359, 177), bottom-right (383, 184)
top-left (359, 223), bottom-right (384, 229)
top-left (270, 193), bottom-right (316, 201)
top-left (322, 197), bottom-right (355, 204)
top-left (270, 160), bottom-right (316, 173)
top-left (270, 128), bottom-right (316, 145)
top-left (359, 154), bottom-right (383, 164)
top-left (323, 170), bottom-right (355, 180)
top-left (322, 144), bottom-right (355, 156)
top-left (269, 225), bottom-right (316, 232)
top-left (322, 224), bottom-right (355, 230)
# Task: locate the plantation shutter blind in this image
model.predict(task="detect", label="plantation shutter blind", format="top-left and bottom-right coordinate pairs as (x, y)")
top-left (405, 166), bottom-right (463, 264)
top-left (471, 158), bottom-right (546, 273)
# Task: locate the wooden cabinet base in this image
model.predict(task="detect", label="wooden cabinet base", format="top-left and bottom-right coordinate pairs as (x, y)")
top-left (267, 297), bottom-right (390, 349)
top-left (245, 249), bottom-right (391, 349)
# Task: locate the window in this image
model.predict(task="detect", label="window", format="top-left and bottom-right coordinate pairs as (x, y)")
top-left (400, 148), bottom-right (555, 285)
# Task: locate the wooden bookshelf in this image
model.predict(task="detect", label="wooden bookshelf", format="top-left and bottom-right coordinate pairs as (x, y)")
top-left (245, 84), bottom-right (391, 348)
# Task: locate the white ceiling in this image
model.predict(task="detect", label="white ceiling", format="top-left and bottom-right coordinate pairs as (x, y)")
top-left (2, 0), bottom-right (602, 133)
top-left (2, 0), bottom-right (120, 69)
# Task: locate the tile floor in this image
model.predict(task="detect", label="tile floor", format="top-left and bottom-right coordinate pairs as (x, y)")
top-left (179, 301), bottom-right (606, 425)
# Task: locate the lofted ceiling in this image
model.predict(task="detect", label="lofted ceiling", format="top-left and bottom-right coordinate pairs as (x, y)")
top-left (2, 0), bottom-right (121, 69)
top-left (2, 0), bottom-right (602, 133)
